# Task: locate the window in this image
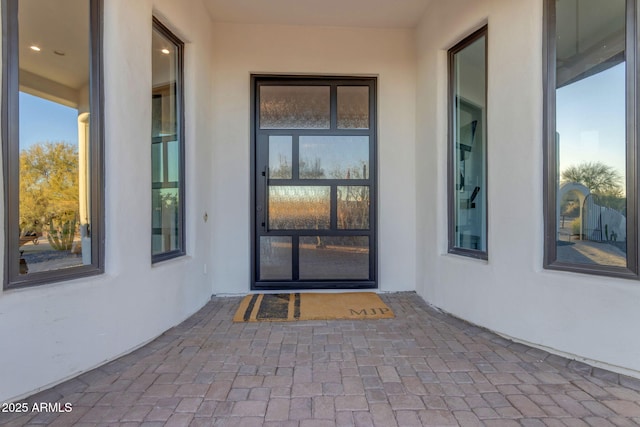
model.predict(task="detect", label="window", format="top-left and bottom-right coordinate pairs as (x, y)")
top-left (2, 0), bottom-right (104, 288)
top-left (544, 0), bottom-right (638, 278)
top-left (448, 26), bottom-right (488, 259)
top-left (151, 18), bottom-right (184, 262)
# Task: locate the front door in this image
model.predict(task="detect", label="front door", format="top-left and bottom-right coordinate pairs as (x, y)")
top-left (252, 76), bottom-right (377, 290)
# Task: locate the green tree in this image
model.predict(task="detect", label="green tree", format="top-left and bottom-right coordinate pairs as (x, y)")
top-left (561, 161), bottom-right (623, 194)
top-left (19, 142), bottom-right (79, 233)
top-left (561, 161), bottom-right (625, 212)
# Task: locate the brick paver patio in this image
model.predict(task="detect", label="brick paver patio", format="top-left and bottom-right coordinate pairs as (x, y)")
top-left (2, 292), bottom-right (640, 426)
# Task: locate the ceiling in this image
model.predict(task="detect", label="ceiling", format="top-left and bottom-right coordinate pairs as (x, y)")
top-left (555, 0), bottom-right (625, 87)
top-left (202, 0), bottom-right (433, 29)
top-left (21, 0), bottom-right (620, 102)
top-left (20, 0), bottom-right (89, 91)
top-left (20, 0), bottom-right (432, 107)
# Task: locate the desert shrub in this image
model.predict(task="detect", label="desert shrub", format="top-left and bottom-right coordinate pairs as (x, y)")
top-left (572, 218), bottom-right (581, 236)
top-left (47, 217), bottom-right (76, 251)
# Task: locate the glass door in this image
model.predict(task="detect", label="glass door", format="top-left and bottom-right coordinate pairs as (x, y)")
top-left (252, 77), bottom-right (377, 289)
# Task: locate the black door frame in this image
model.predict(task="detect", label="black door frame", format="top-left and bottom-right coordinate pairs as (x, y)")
top-left (250, 75), bottom-right (377, 290)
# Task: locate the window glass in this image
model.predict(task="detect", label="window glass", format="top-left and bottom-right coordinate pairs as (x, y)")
top-left (299, 136), bottom-right (369, 180)
top-left (449, 28), bottom-right (488, 257)
top-left (259, 237), bottom-right (292, 280)
top-left (337, 186), bottom-right (370, 229)
top-left (268, 135), bottom-right (292, 179)
top-left (337, 86), bottom-right (369, 129)
top-left (268, 186), bottom-right (331, 230)
top-left (553, 0), bottom-right (628, 268)
top-left (298, 236), bottom-right (369, 280)
top-left (152, 20), bottom-right (184, 260)
top-left (260, 86), bottom-right (330, 129)
top-left (7, 0), bottom-right (102, 284)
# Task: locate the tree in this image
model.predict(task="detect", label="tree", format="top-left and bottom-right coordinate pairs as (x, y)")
top-left (561, 161), bottom-right (625, 212)
top-left (561, 161), bottom-right (623, 195)
top-left (19, 142), bottom-right (79, 233)
top-left (299, 157), bottom-right (325, 178)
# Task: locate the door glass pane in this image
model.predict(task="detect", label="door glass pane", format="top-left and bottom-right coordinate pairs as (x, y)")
top-left (299, 236), bottom-right (369, 279)
top-left (554, 0), bottom-right (627, 267)
top-left (299, 136), bottom-right (369, 179)
top-left (260, 86), bottom-right (330, 129)
top-left (17, 0), bottom-right (91, 274)
top-left (338, 86), bottom-right (369, 129)
top-left (337, 186), bottom-right (369, 229)
top-left (269, 186), bottom-right (330, 230)
top-left (260, 237), bottom-right (292, 280)
top-left (269, 135), bottom-right (292, 179)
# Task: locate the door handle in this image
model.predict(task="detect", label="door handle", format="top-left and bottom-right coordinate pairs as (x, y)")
top-left (263, 167), bottom-right (269, 231)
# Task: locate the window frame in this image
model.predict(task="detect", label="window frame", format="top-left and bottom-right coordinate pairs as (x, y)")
top-left (543, 0), bottom-right (639, 279)
top-left (151, 17), bottom-right (186, 264)
top-left (447, 25), bottom-right (489, 260)
top-left (2, 0), bottom-right (105, 289)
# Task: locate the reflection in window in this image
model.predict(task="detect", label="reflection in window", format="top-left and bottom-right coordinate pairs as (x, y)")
top-left (259, 237), bottom-right (292, 280)
top-left (18, 94), bottom-right (85, 273)
top-left (337, 86), bottom-right (369, 129)
top-left (260, 86), bottom-right (330, 129)
top-left (269, 136), bottom-right (292, 179)
top-left (299, 136), bottom-right (369, 179)
top-left (268, 186), bottom-right (330, 230)
top-left (550, 0), bottom-right (629, 270)
top-left (152, 19), bottom-right (184, 260)
top-left (7, 0), bottom-right (103, 284)
top-left (449, 27), bottom-right (487, 257)
top-left (337, 186), bottom-right (370, 229)
top-left (299, 236), bottom-right (369, 280)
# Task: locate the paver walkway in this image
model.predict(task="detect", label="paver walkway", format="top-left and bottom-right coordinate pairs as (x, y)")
top-left (2, 292), bottom-right (640, 426)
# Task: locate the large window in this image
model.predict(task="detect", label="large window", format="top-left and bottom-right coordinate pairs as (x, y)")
top-left (544, 0), bottom-right (638, 277)
top-left (545, 0), bottom-right (638, 277)
top-left (151, 18), bottom-right (184, 262)
top-left (3, 0), bottom-right (104, 288)
top-left (448, 26), bottom-right (488, 259)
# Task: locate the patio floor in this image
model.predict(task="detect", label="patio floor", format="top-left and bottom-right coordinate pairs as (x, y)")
top-left (2, 292), bottom-right (640, 426)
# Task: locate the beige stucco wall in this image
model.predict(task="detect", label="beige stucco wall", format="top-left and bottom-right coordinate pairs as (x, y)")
top-left (415, 0), bottom-right (640, 377)
top-left (209, 22), bottom-right (418, 294)
top-left (0, 0), bottom-right (215, 401)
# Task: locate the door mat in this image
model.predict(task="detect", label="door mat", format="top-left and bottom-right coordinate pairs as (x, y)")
top-left (233, 292), bottom-right (395, 322)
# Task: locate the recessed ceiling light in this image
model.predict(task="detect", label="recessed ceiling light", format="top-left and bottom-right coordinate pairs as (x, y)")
top-left (30, 45), bottom-right (41, 52)
top-left (161, 48), bottom-right (170, 55)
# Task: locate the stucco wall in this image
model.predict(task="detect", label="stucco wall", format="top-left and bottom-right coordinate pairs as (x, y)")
top-left (0, 0), bottom-right (214, 401)
top-left (415, 0), bottom-right (640, 376)
top-left (209, 23), bottom-right (417, 294)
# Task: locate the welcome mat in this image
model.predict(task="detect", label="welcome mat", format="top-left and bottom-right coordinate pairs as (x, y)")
top-left (233, 292), bottom-right (395, 322)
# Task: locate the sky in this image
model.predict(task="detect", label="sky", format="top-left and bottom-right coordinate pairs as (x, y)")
top-left (299, 136), bottom-right (369, 178)
top-left (19, 91), bottom-right (78, 150)
top-left (556, 63), bottom-right (626, 180)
